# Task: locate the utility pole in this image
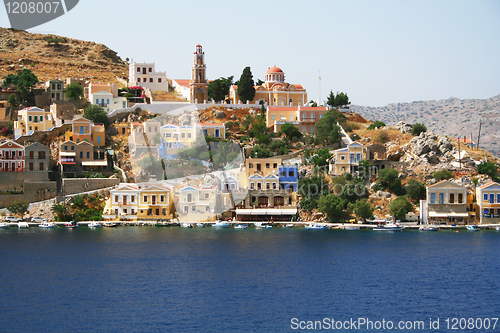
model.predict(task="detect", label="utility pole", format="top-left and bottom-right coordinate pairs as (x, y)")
top-left (318, 70), bottom-right (321, 106)
top-left (477, 121), bottom-right (482, 151)
top-left (458, 137), bottom-right (461, 170)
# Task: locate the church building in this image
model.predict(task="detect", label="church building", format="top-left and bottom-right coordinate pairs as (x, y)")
top-left (189, 45), bottom-right (209, 103)
top-left (229, 66), bottom-right (307, 106)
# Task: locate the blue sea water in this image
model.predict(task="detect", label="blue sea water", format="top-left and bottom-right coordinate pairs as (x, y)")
top-left (1, 227), bottom-right (499, 332)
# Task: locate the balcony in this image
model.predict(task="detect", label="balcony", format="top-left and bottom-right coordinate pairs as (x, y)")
top-left (0, 156), bottom-right (23, 160)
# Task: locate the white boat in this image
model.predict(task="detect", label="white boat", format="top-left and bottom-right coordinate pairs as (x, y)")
top-left (17, 222), bottom-right (30, 228)
top-left (196, 223), bottom-right (206, 228)
top-left (38, 222), bottom-right (56, 228)
top-left (88, 222), bottom-right (102, 228)
top-left (234, 224), bottom-right (247, 229)
top-left (212, 220), bottom-right (229, 228)
top-left (419, 225), bottom-right (439, 231)
top-left (496, 226), bottom-right (500, 231)
top-left (254, 222), bottom-right (268, 228)
top-left (466, 225), bottom-right (480, 231)
top-left (344, 225), bottom-right (360, 230)
top-left (305, 223), bottom-right (329, 230)
top-left (103, 222), bottom-right (117, 228)
top-left (180, 223), bottom-right (193, 228)
top-left (373, 221), bottom-right (404, 231)
top-left (0, 222), bottom-right (10, 229)
top-left (283, 224), bottom-right (294, 228)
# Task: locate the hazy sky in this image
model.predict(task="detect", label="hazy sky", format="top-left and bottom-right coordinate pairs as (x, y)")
top-left (1, 0), bottom-right (499, 106)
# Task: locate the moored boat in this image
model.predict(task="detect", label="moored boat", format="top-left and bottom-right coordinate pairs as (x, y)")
top-left (196, 223), bottom-right (206, 228)
top-left (180, 223), bottom-right (193, 228)
top-left (234, 224), bottom-right (247, 229)
top-left (39, 222), bottom-right (56, 228)
top-left (103, 222), bottom-right (117, 228)
top-left (0, 222), bottom-right (10, 228)
top-left (283, 224), bottom-right (294, 228)
top-left (466, 225), bottom-right (480, 231)
top-left (212, 220), bottom-right (229, 228)
top-left (373, 221), bottom-right (404, 231)
top-left (88, 222), bottom-right (102, 228)
top-left (17, 222), bottom-right (30, 228)
top-left (305, 223), bottom-right (329, 230)
top-left (64, 221), bottom-right (79, 229)
top-left (496, 226), bottom-right (500, 231)
top-left (344, 225), bottom-right (360, 231)
top-left (419, 225), bottom-right (439, 231)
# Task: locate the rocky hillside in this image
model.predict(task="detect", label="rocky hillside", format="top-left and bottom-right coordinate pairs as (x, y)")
top-left (351, 95), bottom-right (500, 157)
top-left (0, 28), bottom-right (128, 83)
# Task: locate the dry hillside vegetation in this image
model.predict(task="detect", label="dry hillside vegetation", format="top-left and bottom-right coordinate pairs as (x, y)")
top-left (0, 28), bottom-right (128, 83)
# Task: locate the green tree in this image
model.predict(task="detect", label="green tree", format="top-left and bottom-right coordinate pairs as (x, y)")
top-left (367, 121), bottom-right (386, 130)
top-left (51, 203), bottom-right (70, 221)
top-left (432, 169), bottom-right (453, 181)
top-left (8, 93), bottom-right (18, 108)
top-left (318, 194), bottom-right (346, 222)
top-left (83, 104), bottom-right (110, 127)
top-left (377, 168), bottom-right (403, 195)
top-left (311, 148), bottom-right (332, 166)
top-left (406, 179), bottom-right (426, 201)
top-left (208, 76), bottom-right (233, 102)
top-left (315, 110), bottom-right (342, 145)
top-left (326, 91), bottom-right (350, 108)
top-left (411, 123), bottom-right (427, 136)
top-left (7, 201), bottom-right (29, 217)
top-left (389, 196), bottom-right (414, 220)
top-left (350, 199), bottom-right (373, 221)
top-left (281, 122), bottom-right (302, 141)
top-left (237, 67), bottom-right (255, 103)
top-left (66, 82), bottom-right (84, 101)
top-left (309, 100), bottom-right (318, 107)
top-left (477, 160), bottom-right (498, 180)
top-left (3, 69), bottom-right (39, 103)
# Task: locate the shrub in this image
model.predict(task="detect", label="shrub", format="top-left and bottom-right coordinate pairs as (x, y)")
top-left (406, 179), bottom-right (426, 201)
top-left (432, 169), bottom-right (453, 180)
top-left (389, 196), bottom-right (414, 220)
top-left (372, 130), bottom-right (389, 144)
top-left (367, 121), bottom-right (386, 130)
top-left (412, 123), bottom-right (427, 136)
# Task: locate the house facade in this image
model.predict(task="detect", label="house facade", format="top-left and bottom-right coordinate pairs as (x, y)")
top-left (129, 61), bottom-right (169, 92)
top-left (0, 140), bottom-right (24, 172)
top-left (45, 79), bottom-right (65, 102)
top-left (14, 107), bottom-right (54, 139)
top-left (330, 142), bottom-right (364, 176)
top-left (90, 90), bottom-right (127, 113)
top-left (24, 142), bottom-right (50, 181)
top-left (266, 106), bottom-right (328, 134)
top-left (476, 182), bottom-right (500, 224)
top-left (424, 180), bottom-right (468, 224)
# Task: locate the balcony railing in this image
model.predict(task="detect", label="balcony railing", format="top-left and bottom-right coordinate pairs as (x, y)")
top-left (0, 156), bottom-right (24, 160)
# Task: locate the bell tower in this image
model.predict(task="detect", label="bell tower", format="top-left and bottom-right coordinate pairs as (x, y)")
top-left (190, 45), bottom-right (208, 103)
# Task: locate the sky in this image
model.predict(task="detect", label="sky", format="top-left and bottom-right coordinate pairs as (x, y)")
top-left (1, 0), bottom-right (499, 107)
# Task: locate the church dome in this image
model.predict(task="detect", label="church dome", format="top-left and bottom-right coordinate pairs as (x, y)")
top-left (266, 66), bottom-right (283, 74)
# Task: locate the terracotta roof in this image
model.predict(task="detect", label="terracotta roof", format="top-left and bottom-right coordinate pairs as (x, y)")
top-left (427, 179), bottom-right (449, 188)
top-left (456, 137), bottom-right (474, 144)
top-left (173, 79), bottom-right (191, 87)
top-left (268, 107), bottom-right (298, 111)
top-left (300, 107), bottom-right (329, 111)
top-left (196, 123), bottom-right (225, 127)
top-left (266, 66), bottom-right (283, 73)
top-left (479, 181), bottom-right (499, 189)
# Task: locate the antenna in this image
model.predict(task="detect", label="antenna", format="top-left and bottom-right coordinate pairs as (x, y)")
top-left (318, 70), bottom-right (321, 106)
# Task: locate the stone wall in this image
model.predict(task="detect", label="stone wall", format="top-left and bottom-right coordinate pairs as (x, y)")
top-left (0, 193), bottom-right (25, 208)
top-left (23, 181), bottom-right (57, 202)
top-left (62, 178), bottom-right (120, 196)
top-left (0, 172), bottom-right (24, 191)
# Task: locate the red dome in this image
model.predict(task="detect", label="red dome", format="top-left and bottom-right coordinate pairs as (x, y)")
top-left (266, 66), bottom-right (283, 74)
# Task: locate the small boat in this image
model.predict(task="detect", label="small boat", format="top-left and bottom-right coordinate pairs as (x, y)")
top-left (466, 225), bottom-right (480, 232)
top-left (254, 222), bottom-right (268, 228)
top-left (373, 221), bottom-right (404, 231)
top-left (496, 226), bottom-right (500, 231)
top-left (419, 225), bottom-right (439, 231)
top-left (344, 225), bottom-right (360, 231)
top-left (155, 221), bottom-right (169, 227)
top-left (283, 224), bottom-right (294, 228)
top-left (234, 224), bottom-right (247, 229)
top-left (64, 221), bottom-right (79, 229)
top-left (17, 222), bottom-right (29, 228)
top-left (180, 223), bottom-right (193, 228)
top-left (88, 222), bottom-right (102, 228)
top-left (38, 222), bottom-right (56, 228)
top-left (196, 223), bottom-right (206, 228)
top-left (0, 222), bottom-right (10, 229)
top-left (103, 222), bottom-right (117, 228)
top-left (305, 223), bottom-right (329, 230)
top-left (212, 220), bottom-right (229, 228)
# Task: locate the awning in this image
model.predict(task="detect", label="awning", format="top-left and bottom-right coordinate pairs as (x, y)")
top-left (60, 152), bottom-right (76, 156)
top-left (429, 212), bottom-right (468, 217)
top-left (236, 208), bottom-right (297, 216)
top-left (81, 161), bottom-right (108, 166)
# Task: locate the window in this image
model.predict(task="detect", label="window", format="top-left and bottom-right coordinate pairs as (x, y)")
top-left (143, 195), bottom-right (148, 203)
top-left (302, 126), bottom-right (306, 132)
top-left (29, 163), bottom-right (33, 171)
top-left (29, 115), bottom-right (32, 121)
top-left (250, 183), bottom-right (255, 190)
top-left (273, 183), bottom-right (277, 189)
top-left (484, 194), bottom-right (488, 201)
top-left (302, 114), bottom-right (306, 121)
top-left (160, 195), bottom-right (165, 203)
top-left (311, 114), bottom-right (315, 121)
top-left (192, 206), bottom-right (196, 212)
top-left (64, 146), bottom-right (68, 151)
top-left (290, 115), bottom-right (293, 121)
top-left (115, 209), bottom-right (118, 215)
top-left (205, 193), bottom-right (209, 199)
top-left (137, 78), bottom-right (141, 82)
top-left (273, 163), bottom-right (277, 168)
top-left (123, 209), bottom-right (127, 214)
top-left (131, 209), bottom-right (135, 215)
top-left (131, 196), bottom-right (135, 203)
top-left (215, 129), bottom-right (220, 138)
top-left (80, 152), bottom-right (83, 158)
top-left (106, 99), bottom-right (109, 105)
top-left (430, 193), bottom-right (436, 204)
top-left (34, 126), bottom-right (38, 131)
top-left (280, 171), bottom-right (286, 177)
top-left (498, 194), bottom-right (500, 203)
top-left (181, 133), bottom-right (185, 138)
top-left (311, 126), bottom-right (315, 133)
top-left (249, 163), bottom-right (253, 168)
top-left (439, 193), bottom-right (444, 204)
top-left (458, 193), bottom-right (463, 203)
top-left (266, 183), bottom-right (270, 189)
top-left (187, 133), bottom-right (191, 139)
top-left (115, 195), bottom-right (118, 202)
top-left (149, 68), bottom-right (152, 72)
top-left (320, 114), bottom-right (323, 119)
top-left (490, 194), bottom-right (495, 204)
top-left (29, 151), bottom-right (34, 159)
top-left (137, 67), bottom-right (141, 72)
top-left (158, 78), bottom-right (162, 83)
top-left (266, 163), bottom-right (270, 169)
top-left (38, 151), bottom-right (45, 159)
top-left (97, 136), bottom-right (101, 144)
top-left (341, 155), bottom-right (345, 161)
top-left (86, 152), bottom-right (90, 159)
top-left (271, 115), bottom-right (275, 120)
top-left (289, 171), bottom-right (294, 177)
top-left (39, 162), bottom-right (44, 171)
top-left (450, 193), bottom-right (455, 204)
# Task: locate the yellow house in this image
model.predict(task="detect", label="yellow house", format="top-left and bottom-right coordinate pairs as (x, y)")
top-left (266, 106), bottom-right (329, 133)
top-left (14, 107), bottom-right (54, 139)
top-left (229, 66), bottom-right (307, 106)
top-left (476, 182), bottom-right (500, 224)
top-left (330, 143), bottom-right (364, 175)
top-left (103, 183), bottom-right (174, 221)
top-left (425, 180), bottom-right (468, 224)
top-left (246, 157), bottom-right (281, 177)
top-left (196, 123), bottom-right (225, 139)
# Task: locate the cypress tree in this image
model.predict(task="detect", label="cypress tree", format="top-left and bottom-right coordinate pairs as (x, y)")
top-left (237, 67), bottom-right (255, 103)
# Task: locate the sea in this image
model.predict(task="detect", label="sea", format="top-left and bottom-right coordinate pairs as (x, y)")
top-left (1, 226), bottom-right (499, 333)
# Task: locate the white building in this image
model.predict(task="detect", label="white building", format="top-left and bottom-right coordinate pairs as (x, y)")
top-left (89, 91), bottom-right (127, 113)
top-left (129, 61), bottom-right (169, 92)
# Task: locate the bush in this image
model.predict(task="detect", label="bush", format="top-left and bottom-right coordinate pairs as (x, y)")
top-left (477, 160), bottom-right (498, 180)
top-left (372, 130), bottom-right (389, 144)
top-left (406, 179), bottom-right (426, 201)
top-left (432, 169), bottom-right (453, 181)
top-left (377, 168), bottom-right (403, 195)
top-left (389, 196), bottom-right (414, 220)
top-left (412, 123), bottom-right (427, 136)
top-left (367, 121), bottom-right (386, 130)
